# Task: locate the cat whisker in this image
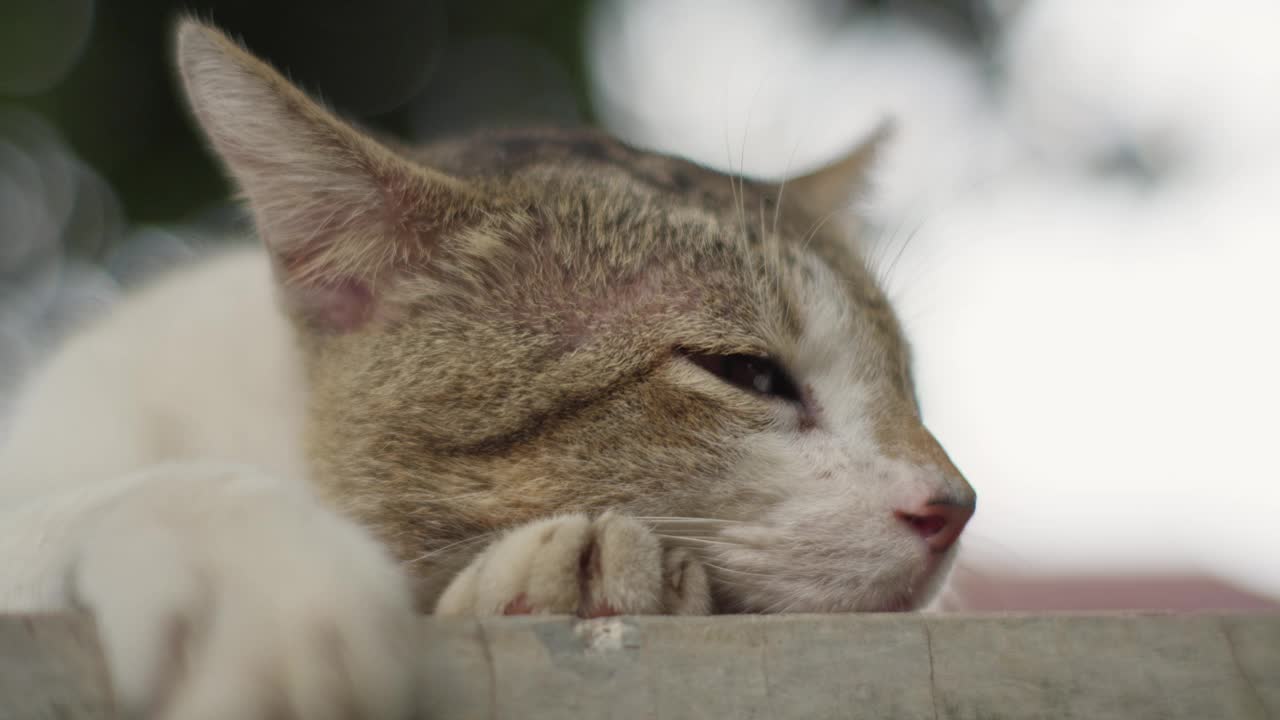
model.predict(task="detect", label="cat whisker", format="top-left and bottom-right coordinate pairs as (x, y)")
top-left (757, 582), bottom-right (815, 614)
top-left (881, 223), bottom-right (923, 296)
top-left (758, 196), bottom-right (768, 244)
top-left (641, 526), bottom-right (740, 536)
top-left (799, 205), bottom-right (843, 255)
top-left (722, 131), bottom-right (746, 244)
top-left (773, 594), bottom-right (807, 615)
top-left (737, 81), bottom-right (762, 240)
top-left (633, 516), bottom-right (746, 525)
top-left (402, 532), bottom-right (496, 567)
top-left (758, 594), bottom-right (788, 614)
top-left (653, 534), bottom-right (741, 548)
top-left (701, 562), bottom-right (775, 580)
top-left (868, 209), bottom-right (912, 288)
top-left (699, 562), bottom-right (763, 586)
top-left (703, 575), bottom-right (758, 594)
top-left (772, 135), bottom-right (805, 239)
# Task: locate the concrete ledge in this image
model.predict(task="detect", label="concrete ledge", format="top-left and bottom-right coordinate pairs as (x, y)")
top-left (2, 613), bottom-right (1277, 719)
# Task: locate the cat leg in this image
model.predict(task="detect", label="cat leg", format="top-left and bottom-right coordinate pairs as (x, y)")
top-left (64, 462), bottom-right (419, 719)
top-left (434, 512), bottom-right (711, 617)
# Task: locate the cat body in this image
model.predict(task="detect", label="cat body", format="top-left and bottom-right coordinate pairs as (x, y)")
top-left (0, 21), bottom-right (974, 718)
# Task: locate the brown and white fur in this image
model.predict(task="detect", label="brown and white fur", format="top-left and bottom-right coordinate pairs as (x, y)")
top-left (0, 21), bottom-right (975, 718)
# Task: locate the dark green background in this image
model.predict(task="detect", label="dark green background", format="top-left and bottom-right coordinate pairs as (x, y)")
top-left (0, 0), bottom-right (987, 228)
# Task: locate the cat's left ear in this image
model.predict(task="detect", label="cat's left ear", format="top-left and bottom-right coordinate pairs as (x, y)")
top-left (788, 121), bottom-right (893, 219)
top-left (176, 19), bottom-right (489, 332)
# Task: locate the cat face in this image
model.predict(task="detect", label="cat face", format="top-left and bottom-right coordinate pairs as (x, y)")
top-left (177, 22), bottom-right (974, 612)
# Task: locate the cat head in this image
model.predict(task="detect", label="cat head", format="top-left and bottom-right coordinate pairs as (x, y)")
top-left (176, 20), bottom-right (974, 613)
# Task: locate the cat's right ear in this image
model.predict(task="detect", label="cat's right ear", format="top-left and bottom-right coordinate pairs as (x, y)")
top-left (175, 19), bottom-right (486, 332)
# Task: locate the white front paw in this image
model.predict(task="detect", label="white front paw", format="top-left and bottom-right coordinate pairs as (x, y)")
top-left (434, 512), bottom-right (711, 617)
top-left (70, 465), bottom-right (418, 719)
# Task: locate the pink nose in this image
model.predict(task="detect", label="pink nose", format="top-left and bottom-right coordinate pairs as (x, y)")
top-left (896, 499), bottom-right (974, 553)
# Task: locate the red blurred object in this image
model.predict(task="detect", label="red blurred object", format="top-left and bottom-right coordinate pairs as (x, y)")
top-left (944, 566), bottom-right (1280, 612)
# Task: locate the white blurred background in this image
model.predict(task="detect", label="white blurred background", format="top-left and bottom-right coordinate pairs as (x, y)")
top-left (2, 0), bottom-right (1277, 609)
top-left (588, 0), bottom-right (1280, 609)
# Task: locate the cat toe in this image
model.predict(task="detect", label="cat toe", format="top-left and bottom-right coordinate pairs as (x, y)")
top-left (436, 512), bottom-right (711, 617)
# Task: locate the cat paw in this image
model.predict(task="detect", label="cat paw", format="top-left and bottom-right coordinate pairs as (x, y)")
top-left (69, 464), bottom-right (418, 719)
top-left (434, 512), bottom-right (711, 617)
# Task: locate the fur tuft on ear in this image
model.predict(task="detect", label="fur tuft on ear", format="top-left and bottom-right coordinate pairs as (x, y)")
top-left (175, 20), bottom-right (485, 331)
top-left (789, 121), bottom-right (894, 220)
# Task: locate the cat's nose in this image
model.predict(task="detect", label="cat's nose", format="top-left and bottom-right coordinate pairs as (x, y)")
top-left (895, 498), bottom-right (974, 553)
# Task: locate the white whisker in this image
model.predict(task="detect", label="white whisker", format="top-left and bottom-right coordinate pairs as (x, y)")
top-left (633, 516), bottom-right (745, 524)
top-left (654, 534), bottom-right (740, 548)
top-left (702, 562), bottom-right (774, 579)
top-left (401, 532), bottom-right (495, 567)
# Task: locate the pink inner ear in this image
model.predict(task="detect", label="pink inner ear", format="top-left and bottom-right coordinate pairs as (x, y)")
top-left (275, 246), bottom-right (379, 333)
top-left (292, 277), bottom-right (375, 333)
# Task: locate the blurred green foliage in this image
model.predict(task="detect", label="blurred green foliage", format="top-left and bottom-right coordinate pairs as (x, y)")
top-left (0, 0), bottom-right (596, 225)
top-left (0, 0), bottom-right (984, 227)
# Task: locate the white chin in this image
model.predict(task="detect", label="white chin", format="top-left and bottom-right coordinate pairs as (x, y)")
top-left (716, 552), bottom-right (956, 614)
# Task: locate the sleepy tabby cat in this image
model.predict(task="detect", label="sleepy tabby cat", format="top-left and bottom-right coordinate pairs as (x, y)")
top-left (0, 20), bottom-right (975, 718)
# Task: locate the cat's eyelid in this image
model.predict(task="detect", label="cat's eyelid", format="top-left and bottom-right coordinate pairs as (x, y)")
top-left (676, 348), bottom-right (804, 405)
top-left (673, 344), bottom-right (771, 361)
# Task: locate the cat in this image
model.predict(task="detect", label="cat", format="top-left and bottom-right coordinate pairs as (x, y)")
top-left (0, 20), bottom-right (975, 718)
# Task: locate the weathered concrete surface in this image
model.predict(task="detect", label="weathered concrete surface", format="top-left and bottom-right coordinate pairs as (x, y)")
top-left (1, 613), bottom-right (1276, 719)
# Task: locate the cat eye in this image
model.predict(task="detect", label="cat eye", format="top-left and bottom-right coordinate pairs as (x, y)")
top-left (683, 351), bottom-right (803, 404)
